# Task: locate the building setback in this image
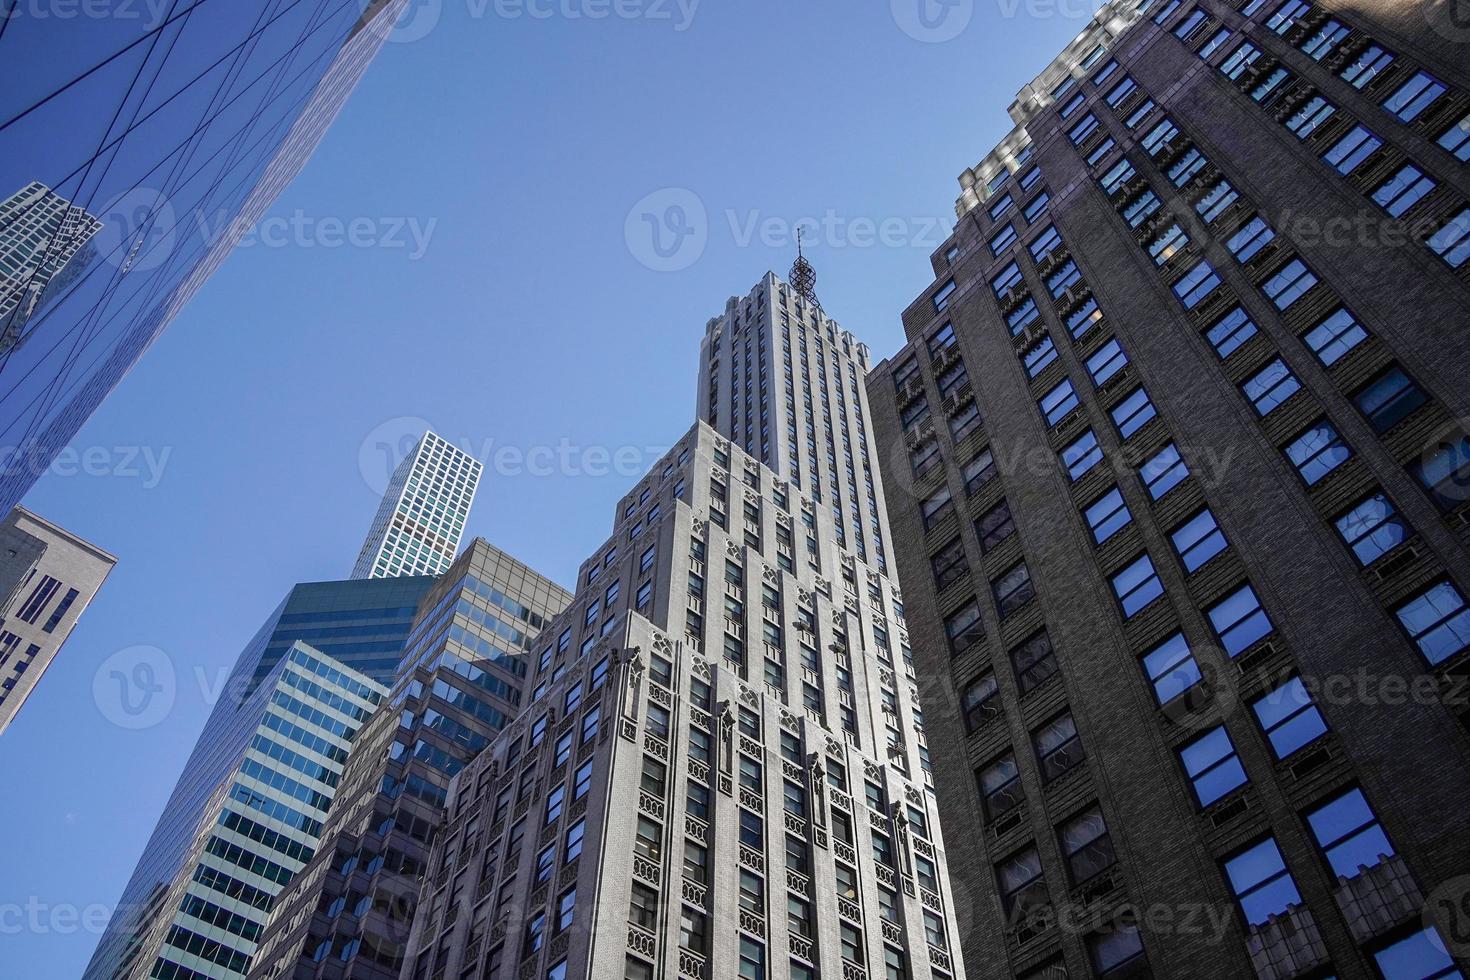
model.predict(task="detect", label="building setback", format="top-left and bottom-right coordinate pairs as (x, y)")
top-left (866, 1), bottom-right (1470, 978)
top-left (352, 431), bottom-right (484, 581)
top-left (0, 505), bottom-right (114, 734)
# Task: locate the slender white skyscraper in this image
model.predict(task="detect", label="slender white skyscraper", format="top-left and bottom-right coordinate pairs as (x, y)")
top-left (350, 430), bottom-right (481, 579)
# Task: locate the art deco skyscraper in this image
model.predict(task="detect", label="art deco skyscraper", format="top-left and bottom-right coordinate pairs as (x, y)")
top-left (865, 1), bottom-right (1470, 977)
top-left (351, 431), bottom-right (484, 580)
top-left (0, 182), bottom-right (103, 351)
top-left (249, 272), bottom-right (968, 980)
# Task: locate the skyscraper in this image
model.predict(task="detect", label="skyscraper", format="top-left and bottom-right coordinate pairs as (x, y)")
top-left (0, 0), bottom-right (411, 514)
top-left (866, 1), bottom-right (1470, 977)
top-left (0, 182), bottom-right (103, 351)
top-left (352, 431), bottom-right (484, 580)
top-left (248, 273), bottom-right (968, 980)
top-left (85, 574), bottom-right (439, 980)
top-left (111, 642), bottom-right (391, 980)
top-left (0, 505), bottom-right (114, 734)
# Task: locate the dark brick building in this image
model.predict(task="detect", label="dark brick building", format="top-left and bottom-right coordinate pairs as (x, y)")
top-left (865, 1), bottom-right (1470, 978)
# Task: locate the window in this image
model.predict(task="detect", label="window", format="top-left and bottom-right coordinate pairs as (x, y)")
top-left (976, 499), bottom-right (1016, 552)
top-left (921, 485), bottom-right (953, 531)
top-left (634, 817), bottom-right (662, 861)
top-left (932, 279), bottom-right (957, 312)
top-left (1011, 629), bottom-right (1058, 693)
top-left (687, 781), bottom-right (710, 821)
top-left (990, 224), bottom-right (1018, 255)
top-left (1286, 95), bottom-right (1336, 137)
top-left (1411, 431), bottom-right (1470, 511)
top-left (945, 600), bottom-right (984, 655)
top-left (1253, 676), bottom-right (1328, 759)
top-left (1373, 164), bottom-right (1436, 217)
top-left (1142, 632), bottom-right (1202, 703)
top-left (1034, 712), bottom-right (1083, 782)
top-left (963, 448), bottom-right (997, 494)
top-left (931, 537), bottom-right (968, 590)
top-left (1067, 296), bottom-right (1103, 338)
top-left (991, 262), bottom-right (1023, 297)
top-left (545, 785), bottom-right (566, 825)
top-left (1428, 208), bottom-right (1470, 268)
top-left (1059, 90), bottom-right (1086, 117)
top-left (1046, 258), bottom-right (1080, 297)
top-left (1059, 805), bottom-right (1114, 882)
top-left (996, 846), bottom-right (1047, 916)
top-left (683, 841), bottom-right (708, 883)
top-left (1123, 189), bottom-right (1160, 227)
top-left (787, 896), bottom-right (813, 938)
top-left (1355, 364), bottom-right (1428, 433)
top-left (1024, 335), bottom-right (1058, 377)
top-left (1148, 222), bottom-right (1189, 265)
top-left (1100, 157), bottom-right (1135, 195)
top-left (1172, 508), bottom-right (1228, 571)
top-left (1394, 580), bottom-right (1470, 665)
top-left (840, 924), bottom-right (865, 965)
top-left (951, 400), bottom-right (983, 441)
top-left (1112, 554), bottom-right (1163, 617)
top-left (1105, 75), bottom-right (1137, 106)
top-left (1285, 420), bottom-right (1352, 485)
top-left (739, 810), bottom-right (763, 848)
top-left (1264, 260), bottom-right (1318, 310)
top-left (1223, 838), bottom-right (1300, 925)
top-left (1168, 146), bottom-right (1207, 186)
top-left (1069, 113), bottom-right (1100, 145)
top-left (1084, 487), bottom-right (1131, 543)
top-left (738, 869), bottom-right (764, 913)
top-left (988, 194), bottom-right (1015, 221)
top-left (1040, 379), bottom-right (1078, 427)
top-left (1111, 387), bottom-right (1157, 439)
top-left (1141, 443), bottom-right (1189, 499)
top-left (1062, 429), bottom-right (1104, 481)
top-left (1087, 917), bottom-right (1146, 975)
top-left (962, 673), bottom-right (1000, 731)
top-left (1383, 70), bottom-right (1445, 122)
top-left (565, 819), bottom-right (585, 861)
top-left (978, 752), bottom-right (1023, 818)
top-left (1220, 41), bottom-right (1260, 80)
top-left (1303, 307), bottom-right (1367, 365)
top-left (1299, 17), bottom-right (1347, 59)
top-left (1371, 927), bottom-right (1462, 979)
top-left (1207, 306), bottom-right (1258, 358)
top-left (1181, 726), bottom-right (1248, 806)
top-left (1007, 296), bottom-right (1040, 335)
top-left (994, 562), bottom-right (1036, 617)
top-left (626, 957), bottom-right (654, 980)
top-left (1172, 260), bottom-right (1219, 309)
top-left (680, 906), bottom-right (707, 953)
top-left (1324, 125), bottom-right (1381, 175)
top-left (1086, 338), bottom-right (1128, 387)
top-left (1209, 585), bottom-right (1273, 656)
top-left (1226, 216), bottom-right (1275, 261)
top-left (1440, 113), bottom-right (1470, 161)
top-left (1196, 179), bottom-right (1239, 221)
top-left (1266, 0), bottom-right (1310, 33)
top-left (1335, 492), bottom-right (1409, 565)
top-left (1029, 225), bottom-right (1063, 261)
top-left (525, 911), bottom-right (548, 953)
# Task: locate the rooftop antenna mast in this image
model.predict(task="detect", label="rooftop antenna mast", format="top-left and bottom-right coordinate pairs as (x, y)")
top-left (789, 228), bottom-right (823, 314)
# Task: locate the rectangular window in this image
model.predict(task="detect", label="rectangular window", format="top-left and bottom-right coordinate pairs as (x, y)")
top-left (1196, 180), bottom-right (1240, 221)
top-left (1040, 379), bottom-right (1079, 427)
top-left (1007, 296), bottom-right (1040, 335)
top-left (1285, 95), bottom-right (1336, 137)
top-left (1335, 492), bottom-right (1410, 565)
top-left (1263, 259), bottom-right (1318, 310)
top-left (1354, 364), bottom-right (1428, 433)
top-left (1046, 259), bottom-right (1080, 297)
top-left (1148, 223), bottom-right (1189, 265)
top-left (1220, 41), bottom-right (1260, 80)
top-left (1372, 164), bottom-right (1436, 217)
top-left (1066, 296), bottom-right (1103, 339)
top-left (978, 752), bottom-right (1022, 818)
top-left (1224, 838), bottom-right (1300, 925)
top-left (990, 224), bottom-right (1018, 255)
top-left (1168, 147), bottom-right (1208, 186)
top-left (1029, 225), bottom-right (1063, 261)
top-left (1011, 629), bottom-right (1058, 694)
top-left (1087, 339), bottom-right (1129, 387)
top-left (1199, 26), bottom-right (1234, 58)
top-left (1252, 676), bottom-right (1328, 759)
top-left (1208, 306), bottom-right (1258, 358)
top-left (1410, 432), bottom-right (1470, 511)
top-left (1141, 442), bottom-right (1189, 499)
top-left (1341, 43), bottom-right (1394, 88)
top-left (962, 673), bottom-right (1000, 732)
top-left (1111, 387), bottom-right (1157, 439)
top-left (1105, 75), bottom-right (1137, 106)
top-left (1299, 18), bottom-right (1347, 59)
top-left (1242, 358), bottom-right (1301, 415)
top-left (1227, 216), bottom-right (1275, 261)
top-left (1142, 632), bottom-right (1202, 703)
top-left (1033, 711), bottom-right (1084, 782)
top-left (1394, 580), bottom-right (1470, 665)
top-left (1059, 805), bottom-right (1115, 883)
top-left (921, 485), bottom-right (953, 531)
top-left (931, 537), bottom-right (968, 590)
top-left (1181, 725), bottom-right (1248, 807)
top-left (1439, 113), bottom-right (1470, 161)
top-left (988, 195), bottom-right (1014, 221)
top-left (1172, 508), bottom-right (1228, 571)
top-left (1069, 113), bottom-right (1100, 145)
top-left (944, 600), bottom-right (984, 656)
top-left (1209, 584), bottom-right (1273, 656)
top-left (1024, 335), bottom-right (1058, 378)
top-left (963, 448), bottom-right (997, 494)
top-left (1100, 158), bottom-right (1135, 195)
top-left (1323, 125), bottom-right (1381, 176)
top-left (1383, 70), bottom-right (1445, 122)
top-left (993, 563), bottom-right (1036, 617)
top-left (1112, 554), bottom-right (1164, 617)
top-left (932, 279), bottom-right (957, 312)
top-left (1062, 429), bottom-right (1104, 481)
top-left (1303, 307), bottom-right (1367, 365)
top-left (1172, 260), bottom-right (1220, 309)
top-left (1085, 487), bottom-right (1132, 543)
top-left (1285, 420), bottom-right (1352, 485)
top-left (1306, 788), bottom-right (1395, 878)
top-left (997, 846), bottom-right (1047, 916)
top-left (1123, 189), bottom-right (1160, 228)
top-left (976, 500), bottom-right (1016, 552)
top-left (991, 263), bottom-right (1023, 297)
top-left (1428, 208), bottom-right (1470, 268)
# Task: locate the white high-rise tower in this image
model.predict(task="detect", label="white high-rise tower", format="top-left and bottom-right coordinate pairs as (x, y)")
top-left (351, 430), bottom-right (482, 579)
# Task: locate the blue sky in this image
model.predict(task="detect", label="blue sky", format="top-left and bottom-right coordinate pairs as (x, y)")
top-left (0, 1), bottom-right (1103, 973)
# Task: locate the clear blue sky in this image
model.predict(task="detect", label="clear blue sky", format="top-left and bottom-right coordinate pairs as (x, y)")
top-left (0, 2), bottom-right (1102, 973)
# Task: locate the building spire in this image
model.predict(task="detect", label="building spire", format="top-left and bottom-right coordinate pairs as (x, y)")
top-left (789, 228), bottom-right (822, 313)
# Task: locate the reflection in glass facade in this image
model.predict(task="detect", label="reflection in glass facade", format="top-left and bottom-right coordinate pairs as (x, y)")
top-left (83, 574), bottom-right (433, 980)
top-left (0, 0), bottom-right (408, 513)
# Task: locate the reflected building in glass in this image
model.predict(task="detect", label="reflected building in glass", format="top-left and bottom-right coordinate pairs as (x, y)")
top-left (0, 0), bottom-right (409, 513)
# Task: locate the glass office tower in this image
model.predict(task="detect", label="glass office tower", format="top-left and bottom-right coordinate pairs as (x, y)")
top-left (0, 0), bottom-right (409, 514)
top-left (85, 574), bottom-right (436, 980)
top-left (866, 1), bottom-right (1470, 977)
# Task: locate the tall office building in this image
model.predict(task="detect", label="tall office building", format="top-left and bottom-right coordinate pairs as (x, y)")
top-left (0, 0), bottom-right (411, 514)
top-left (116, 642), bottom-right (390, 980)
top-left (352, 431), bottom-right (483, 580)
top-left (86, 575), bottom-right (439, 980)
top-left (866, 2), bottom-right (1470, 977)
top-left (248, 541), bottom-right (571, 978)
top-left (0, 181), bottom-right (103, 350)
top-left (0, 505), bottom-right (114, 733)
top-left (249, 274), bottom-right (968, 980)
